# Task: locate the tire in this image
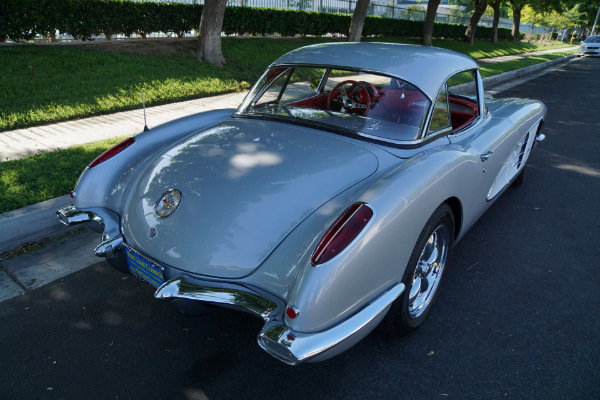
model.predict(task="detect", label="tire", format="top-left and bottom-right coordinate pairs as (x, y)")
top-left (381, 203), bottom-right (455, 335)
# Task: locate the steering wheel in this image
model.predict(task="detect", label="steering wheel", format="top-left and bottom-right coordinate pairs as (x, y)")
top-left (326, 80), bottom-right (371, 115)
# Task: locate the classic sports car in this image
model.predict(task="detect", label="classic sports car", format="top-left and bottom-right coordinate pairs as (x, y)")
top-left (58, 43), bottom-right (546, 365)
top-left (577, 35), bottom-right (600, 56)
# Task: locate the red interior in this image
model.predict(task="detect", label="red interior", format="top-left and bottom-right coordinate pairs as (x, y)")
top-left (289, 90), bottom-right (478, 132)
top-left (449, 97), bottom-right (478, 131)
top-left (367, 89), bottom-right (428, 127)
top-left (290, 93), bottom-right (329, 109)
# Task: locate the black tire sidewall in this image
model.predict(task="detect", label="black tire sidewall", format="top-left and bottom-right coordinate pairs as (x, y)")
top-left (400, 204), bottom-right (454, 331)
top-left (382, 203), bottom-right (455, 335)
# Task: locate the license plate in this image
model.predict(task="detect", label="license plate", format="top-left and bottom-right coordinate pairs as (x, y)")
top-left (126, 248), bottom-right (164, 288)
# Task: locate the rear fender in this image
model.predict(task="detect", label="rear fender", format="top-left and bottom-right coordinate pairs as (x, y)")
top-left (282, 146), bottom-right (473, 334)
top-left (73, 109), bottom-right (234, 213)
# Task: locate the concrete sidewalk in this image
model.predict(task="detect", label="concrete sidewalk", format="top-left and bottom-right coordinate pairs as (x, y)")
top-left (0, 46), bottom-right (576, 163)
top-left (0, 50), bottom-right (578, 304)
top-left (0, 91), bottom-right (248, 162)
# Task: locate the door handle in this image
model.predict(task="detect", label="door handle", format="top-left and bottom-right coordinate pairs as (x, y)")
top-left (480, 151), bottom-right (494, 162)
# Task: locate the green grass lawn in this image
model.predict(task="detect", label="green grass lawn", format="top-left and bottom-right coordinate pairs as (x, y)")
top-left (0, 137), bottom-right (125, 213)
top-left (479, 50), bottom-right (575, 77)
top-left (0, 37), bottom-right (576, 214)
top-left (0, 37), bottom-right (573, 132)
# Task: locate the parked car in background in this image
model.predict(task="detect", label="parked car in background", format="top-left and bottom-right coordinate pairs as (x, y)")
top-left (578, 35), bottom-right (600, 56)
top-left (58, 42), bottom-right (546, 365)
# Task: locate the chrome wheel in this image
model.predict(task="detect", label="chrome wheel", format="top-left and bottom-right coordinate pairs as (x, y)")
top-left (408, 225), bottom-right (450, 319)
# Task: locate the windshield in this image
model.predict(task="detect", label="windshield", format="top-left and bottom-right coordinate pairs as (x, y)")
top-left (236, 66), bottom-right (431, 142)
top-left (584, 36), bottom-right (600, 43)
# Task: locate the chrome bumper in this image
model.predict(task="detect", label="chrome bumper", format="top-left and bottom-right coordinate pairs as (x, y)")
top-left (155, 277), bottom-right (404, 365)
top-left (56, 204), bottom-right (103, 230)
top-left (57, 204), bottom-right (124, 257)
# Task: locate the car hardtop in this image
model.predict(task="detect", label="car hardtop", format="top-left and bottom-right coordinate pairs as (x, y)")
top-left (271, 42), bottom-right (479, 100)
top-left (583, 35), bottom-right (600, 43)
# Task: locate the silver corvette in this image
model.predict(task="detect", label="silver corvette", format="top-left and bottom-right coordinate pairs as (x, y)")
top-left (57, 43), bottom-right (546, 365)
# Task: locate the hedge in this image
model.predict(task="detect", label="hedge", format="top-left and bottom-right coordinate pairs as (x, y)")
top-left (0, 0), bottom-right (514, 42)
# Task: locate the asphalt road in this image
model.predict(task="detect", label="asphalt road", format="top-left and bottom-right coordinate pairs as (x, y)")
top-left (1, 57), bottom-right (599, 400)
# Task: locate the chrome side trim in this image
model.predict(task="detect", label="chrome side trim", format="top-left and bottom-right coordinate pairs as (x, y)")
top-left (155, 277), bottom-right (278, 318)
top-left (154, 276), bottom-right (404, 365)
top-left (56, 204), bottom-right (103, 228)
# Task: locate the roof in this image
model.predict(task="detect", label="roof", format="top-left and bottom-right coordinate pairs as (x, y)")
top-left (271, 42), bottom-right (478, 100)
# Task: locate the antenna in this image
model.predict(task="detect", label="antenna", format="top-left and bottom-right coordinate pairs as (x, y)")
top-left (142, 89), bottom-right (149, 132)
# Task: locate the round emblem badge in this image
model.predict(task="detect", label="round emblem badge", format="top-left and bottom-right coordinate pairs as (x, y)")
top-left (154, 189), bottom-right (182, 218)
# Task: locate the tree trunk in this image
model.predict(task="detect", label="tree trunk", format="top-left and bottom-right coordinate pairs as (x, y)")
top-left (464, 0), bottom-right (488, 45)
top-left (50, 31), bottom-right (57, 42)
top-left (512, 5), bottom-right (522, 43)
top-left (422, 0), bottom-right (442, 46)
top-left (348, 0), bottom-right (370, 42)
top-left (491, 1), bottom-right (500, 43)
top-left (538, 26), bottom-right (547, 43)
top-left (197, 0), bottom-right (227, 67)
top-left (527, 23), bottom-right (535, 43)
top-left (547, 26), bottom-right (554, 42)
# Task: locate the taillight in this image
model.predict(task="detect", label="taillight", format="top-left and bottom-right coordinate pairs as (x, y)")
top-left (88, 137), bottom-right (135, 168)
top-left (286, 307), bottom-right (300, 319)
top-left (311, 203), bottom-right (374, 266)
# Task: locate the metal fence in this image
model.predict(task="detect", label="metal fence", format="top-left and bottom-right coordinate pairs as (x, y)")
top-left (131, 0), bottom-right (545, 34)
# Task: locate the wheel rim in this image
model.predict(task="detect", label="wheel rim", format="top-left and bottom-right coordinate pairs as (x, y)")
top-left (408, 224), bottom-right (450, 319)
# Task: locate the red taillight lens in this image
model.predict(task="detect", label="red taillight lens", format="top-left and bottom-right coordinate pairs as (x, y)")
top-left (286, 307), bottom-right (299, 319)
top-left (311, 203), bottom-right (374, 266)
top-left (88, 137), bottom-right (135, 168)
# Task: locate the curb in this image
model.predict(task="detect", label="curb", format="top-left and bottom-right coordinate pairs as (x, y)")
top-left (0, 194), bottom-right (74, 253)
top-left (0, 53), bottom-right (577, 254)
top-left (481, 54), bottom-right (577, 89)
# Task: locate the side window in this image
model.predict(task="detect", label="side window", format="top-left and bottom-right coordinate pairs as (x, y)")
top-left (253, 68), bottom-right (291, 108)
top-left (447, 71), bottom-right (477, 98)
top-left (428, 83), bottom-right (450, 134)
top-left (446, 70), bottom-right (479, 132)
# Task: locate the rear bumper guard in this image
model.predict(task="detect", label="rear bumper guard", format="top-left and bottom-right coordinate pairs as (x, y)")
top-left (155, 277), bottom-right (404, 365)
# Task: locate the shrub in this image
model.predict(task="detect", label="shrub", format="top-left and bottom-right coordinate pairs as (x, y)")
top-left (0, 0), bottom-right (513, 42)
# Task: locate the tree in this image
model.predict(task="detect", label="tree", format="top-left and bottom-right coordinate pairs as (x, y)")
top-left (509, 0), bottom-right (527, 42)
top-left (348, 0), bottom-right (370, 42)
top-left (489, 0), bottom-right (505, 43)
top-left (541, 3), bottom-right (587, 41)
top-left (522, 5), bottom-right (547, 41)
top-left (422, 0), bottom-right (443, 46)
top-left (464, 0), bottom-right (489, 44)
top-left (197, 0), bottom-right (227, 67)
